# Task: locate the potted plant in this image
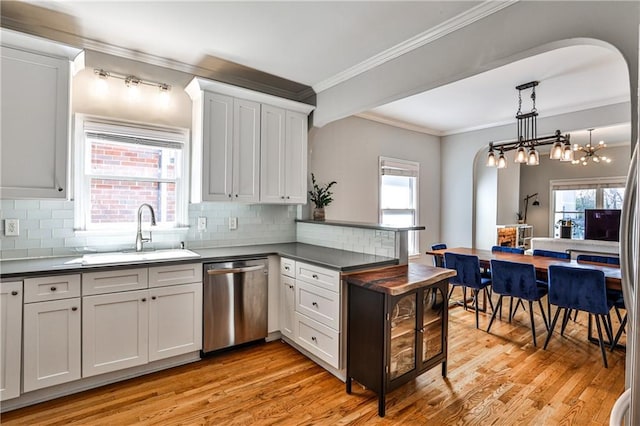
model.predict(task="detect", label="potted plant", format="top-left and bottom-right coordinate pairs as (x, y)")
top-left (516, 212), bottom-right (524, 224)
top-left (308, 173), bottom-right (337, 221)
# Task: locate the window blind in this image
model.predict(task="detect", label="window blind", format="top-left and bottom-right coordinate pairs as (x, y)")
top-left (380, 157), bottom-right (419, 177)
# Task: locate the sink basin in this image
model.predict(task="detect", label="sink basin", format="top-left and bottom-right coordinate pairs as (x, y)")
top-left (82, 249), bottom-right (200, 265)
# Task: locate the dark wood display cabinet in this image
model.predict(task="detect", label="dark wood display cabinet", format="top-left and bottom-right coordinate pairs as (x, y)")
top-left (345, 263), bottom-right (455, 417)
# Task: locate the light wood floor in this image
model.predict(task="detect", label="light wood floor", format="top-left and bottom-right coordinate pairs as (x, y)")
top-left (2, 293), bottom-right (626, 425)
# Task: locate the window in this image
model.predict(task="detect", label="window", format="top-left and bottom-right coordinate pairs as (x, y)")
top-left (550, 178), bottom-right (625, 239)
top-left (379, 157), bottom-right (419, 255)
top-left (74, 116), bottom-right (189, 231)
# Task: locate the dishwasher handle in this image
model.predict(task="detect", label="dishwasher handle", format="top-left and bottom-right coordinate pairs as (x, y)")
top-left (207, 264), bottom-right (265, 275)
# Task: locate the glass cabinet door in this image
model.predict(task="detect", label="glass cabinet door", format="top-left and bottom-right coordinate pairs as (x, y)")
top-left (389, 293), bottom-right (416, 380)
top-left (422, 287), bottom-right (445, 363)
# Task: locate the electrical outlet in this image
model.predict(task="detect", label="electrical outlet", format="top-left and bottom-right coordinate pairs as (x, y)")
top-left (5, 219), bottom-right (19, 236)
top-left (229, 217), bottom-right (238, 230)
top-left (197, 216), bottom-right (207, 231)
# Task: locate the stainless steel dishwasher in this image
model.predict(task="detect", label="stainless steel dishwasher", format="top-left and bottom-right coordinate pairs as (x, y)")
top-left (202, 258), bottom-right (269, 354)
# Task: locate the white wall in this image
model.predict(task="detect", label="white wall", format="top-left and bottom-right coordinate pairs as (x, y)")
top-left (308, 116), bottom-right (440, 261)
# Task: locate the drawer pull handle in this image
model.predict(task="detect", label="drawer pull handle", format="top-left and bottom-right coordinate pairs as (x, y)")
top-left (288, 284), bottom-right (294, 289)
top-left (141, 298), bottom-right (147, 302)
top-left (72, 307), bottom-right (78, 312)
top-left (312, 274), bottom-right (319, 279)
top-left (50, 286), bottom-right (57, 292)
top-left (284, 266), bottom-right (290, 271)
top-left (152, 296), bottom-right (157, 300)
top-left (312, 302), bottom-right (319, 308)
top-left (311, 336), bottom-right (318, 343)
top-left (11, 291), bottom-right (18, 296)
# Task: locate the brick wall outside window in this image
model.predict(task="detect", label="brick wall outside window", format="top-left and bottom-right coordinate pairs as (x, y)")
top-left (89, 143), bottom-right (177, 224)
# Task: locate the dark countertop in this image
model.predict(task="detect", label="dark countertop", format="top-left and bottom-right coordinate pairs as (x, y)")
top-left (345, 263), bottom-right (455, 296)
top-left (0, 243), bottom-right (398, 279)
top-left (295, 219), bottom-right (425, 231)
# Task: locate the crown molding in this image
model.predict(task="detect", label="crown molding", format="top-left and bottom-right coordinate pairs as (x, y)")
top-left (356, 112), bottom-right (442, 136)
top-left (312, 0), bottom-right (518, 94)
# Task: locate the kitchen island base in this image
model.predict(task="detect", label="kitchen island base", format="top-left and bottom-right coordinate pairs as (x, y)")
top-left (345, 263), bottom-right (454, 417)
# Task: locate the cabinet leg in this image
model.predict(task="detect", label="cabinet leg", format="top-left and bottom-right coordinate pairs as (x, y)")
top-left (442, 361), bottom-right (447, 378)
top-left (346, 377), bottom-right (352, 394)
top-left (378, 393), bottom-right (386, 417)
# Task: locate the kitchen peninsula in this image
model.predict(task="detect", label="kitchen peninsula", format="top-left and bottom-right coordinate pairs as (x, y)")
top-left (344, 263), bottom-right (455, 416)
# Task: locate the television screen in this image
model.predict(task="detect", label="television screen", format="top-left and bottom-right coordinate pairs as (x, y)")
top-left (584, 209), bottom-right (621, 242)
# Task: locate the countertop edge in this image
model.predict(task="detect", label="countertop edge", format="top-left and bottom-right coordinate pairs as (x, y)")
top-left (0, 243), bottom-right (399, 278)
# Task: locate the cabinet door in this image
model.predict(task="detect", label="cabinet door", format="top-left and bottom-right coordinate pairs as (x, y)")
top-left (82, 290), bottom-right (149, 377)
top-left (283, 110), bottom-right (308, 204)
top-left (280, 275), bottom-right (295, 339)
top-left (388, 292), bottom-right (417, 381)
top-left (23, 298), bottom-right (81, 392)
top-left (233, 99), bottom-right (260, 202)
top-left (0, 282), bottom-right (22, 401)
top-left (148, 283), bottom-right (202, 362)
top-left (420, 286), bottom-right (445, 366)
top-left (202, 92), bottom-right (234, 201)
top-left (1, 47), bottom-right (69, 199)
top-left (260, 105), bottom-right (286, 203)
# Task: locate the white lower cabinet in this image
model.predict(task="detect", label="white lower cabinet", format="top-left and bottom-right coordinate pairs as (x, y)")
top-left (279, 258), bottom-right (341, 370)
top-left (82, 289), bottom-right (149, 377)
top-left (149, 282), bottom-right (202, 362)
top-left (82, 265), bottom-right (202, 378)
top-left (280, 275), bottom-right (295, 340)
top-left (23, 298), bottom-right (81, 391)
top-left (1, 281), bottom-right (22, 401)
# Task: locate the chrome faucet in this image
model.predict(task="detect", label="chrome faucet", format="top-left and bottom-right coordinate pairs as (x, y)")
top-left (135, 203), bottom-right (157, 252)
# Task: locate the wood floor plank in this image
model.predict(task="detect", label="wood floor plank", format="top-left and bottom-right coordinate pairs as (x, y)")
top-left (1, 301), bottom-right (625, 425)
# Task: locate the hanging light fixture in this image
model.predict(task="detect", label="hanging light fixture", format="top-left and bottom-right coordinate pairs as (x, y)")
top-left (571, 128), bottom-right (611, 166)
top-left (486, 81), bottom-right (570, 169)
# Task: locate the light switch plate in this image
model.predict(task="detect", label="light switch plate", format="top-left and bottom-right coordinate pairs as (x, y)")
top-left (5, 219), bottom-right (19, 236)
top-left (229, 217), bottom-right (238, 230)
top-left (197, 216), bottom-right (207, 231)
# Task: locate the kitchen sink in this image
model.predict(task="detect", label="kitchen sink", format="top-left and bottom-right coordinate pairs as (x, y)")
top-left (82, 249), bottom-right (200, 265)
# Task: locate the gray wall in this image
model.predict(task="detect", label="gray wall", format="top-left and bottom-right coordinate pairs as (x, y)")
top-left (307, 116), bottom-right (440, 262)
top-left (519, 144), bottom-right (630, 238)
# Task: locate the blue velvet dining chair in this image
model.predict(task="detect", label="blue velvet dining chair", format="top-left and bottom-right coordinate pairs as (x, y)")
top-left (576, 254), bottom-right (625, 349)
top-left (487, 260), bottom-right (549, 346)
top-left (532, 249), bottom-right (570, 259)
top-left (543, 265), bottom-right (614, 367)
top-left (492, 246), bottom-right (525, 255)
top-left (444, 252), bottom-right (494, 329)
top-left (431, 243), bottom-right (447, 268)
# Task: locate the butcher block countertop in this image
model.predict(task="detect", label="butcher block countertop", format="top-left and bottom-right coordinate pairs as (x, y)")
top-left (344, 263), bottom-right (456, 296)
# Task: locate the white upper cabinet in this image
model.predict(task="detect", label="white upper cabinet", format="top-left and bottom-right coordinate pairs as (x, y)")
top-left (233, 99), bottom-right (261, 202)
top-left (260, 106), bottom-right (308, 204)
top-left (0, 30), bottom-right (83, 200)
top-left (185, 77), bottom-right (314, 204)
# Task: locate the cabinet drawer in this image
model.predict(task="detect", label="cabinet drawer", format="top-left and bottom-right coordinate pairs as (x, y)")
top-left (296, 281), bottom-right (339, 330)
top-left (294, 312), bottom-right (339, 368)
top-left (24, 274), bottom-right (80, 303)
top-left (149, 263), bottom-right (202, 288)
top-left (83, 269), bottom-right (148, 295)
top-left (296, 262), bottom-right (340, 292)
top-left (281, 257), bottom-right (295, 278)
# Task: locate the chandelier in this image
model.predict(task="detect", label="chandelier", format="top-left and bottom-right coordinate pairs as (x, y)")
top-left (571, 128), bottom-right (611, 166)
top-left (486, 81), bottom-right (571, 169)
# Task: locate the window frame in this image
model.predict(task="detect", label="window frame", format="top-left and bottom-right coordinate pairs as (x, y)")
top-left (378, 156), bottom-right (420, 256)
top-left (548, 177), bottom-right (625, 239)
top-left (73, 114), bottom-right (190, 232)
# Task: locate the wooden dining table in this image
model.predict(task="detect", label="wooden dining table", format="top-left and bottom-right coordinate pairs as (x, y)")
top-left (426, 247), bottom-right (622, 291)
